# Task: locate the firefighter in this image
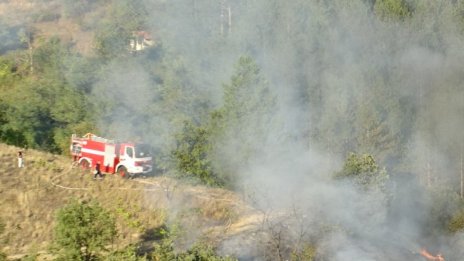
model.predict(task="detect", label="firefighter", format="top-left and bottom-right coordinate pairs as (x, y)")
top-left (94, 161), bottom-right (103, 179)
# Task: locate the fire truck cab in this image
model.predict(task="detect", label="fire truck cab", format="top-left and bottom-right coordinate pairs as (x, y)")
top-left (71, 133), bottom-right (153, 178)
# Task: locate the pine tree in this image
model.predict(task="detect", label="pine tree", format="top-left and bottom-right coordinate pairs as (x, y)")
top-left (210, 55), bottom-right (276, 186)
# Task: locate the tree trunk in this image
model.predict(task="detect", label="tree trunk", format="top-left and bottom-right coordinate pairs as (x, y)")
top-left (220, 1), bottom-right (224, 36)
top-left (228, 5), bottom-right (231, 34)
top-left (29, 42), bottom-right (33, 74)
top-left (192, 0), bottom-right (197, 20)
top-left (426, 157), bottom-right (431, 188)
top-left (461, 144), bottom-right (463, 199)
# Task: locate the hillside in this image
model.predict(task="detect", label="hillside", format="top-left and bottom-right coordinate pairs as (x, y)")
top-left (0, 0), bottom-right (105, 56)
top-left (1, 0), bottom-right (464, 260)
top-left (0, 143), bottom-right (261, 260)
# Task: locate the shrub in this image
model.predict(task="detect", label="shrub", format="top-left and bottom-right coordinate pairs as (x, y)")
top-left (449, 208), bottom-right (464, 233)
top-left (52, 199), bottom-right (117, 261)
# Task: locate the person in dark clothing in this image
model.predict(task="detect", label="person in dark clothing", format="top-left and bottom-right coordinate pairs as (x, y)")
top-left (94, 162), bottom-right (103, 179)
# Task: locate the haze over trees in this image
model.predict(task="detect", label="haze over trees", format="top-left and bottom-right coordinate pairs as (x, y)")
top-left (0, 0), bottom-right (464, 259)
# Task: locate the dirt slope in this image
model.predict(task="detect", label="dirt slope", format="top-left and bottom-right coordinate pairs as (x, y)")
top-left (0, 143), bottom-right (262, 259)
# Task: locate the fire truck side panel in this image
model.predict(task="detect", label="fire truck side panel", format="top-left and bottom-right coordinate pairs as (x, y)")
top-left (103, 144), bottom-right (116, 173)
top-left (80, 139), bottom-right (105, 169)
top-left (114, 143), bottom-right (121, 172)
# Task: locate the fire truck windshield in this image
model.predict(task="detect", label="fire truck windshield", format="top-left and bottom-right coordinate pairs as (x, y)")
top-left (135, 144), bottom-right (151, 158)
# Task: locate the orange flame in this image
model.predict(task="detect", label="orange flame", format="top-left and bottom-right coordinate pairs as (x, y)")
top-left (419, 248), bottom-right (445, 261)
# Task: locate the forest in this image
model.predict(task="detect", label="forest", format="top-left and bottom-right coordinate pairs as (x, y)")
top-left (0, 0), bottom-right (464, 260)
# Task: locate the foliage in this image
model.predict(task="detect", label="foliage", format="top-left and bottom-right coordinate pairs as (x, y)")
top-left (62, 0), bottom-right (100, 19)
top-left (291, 244), bottom-right (316, 261)
top-left (177, 243), bottom-right (236, 261)
top-left (52, 199), bottom-right (117, 261)
top-left (172, 121), bottom-right (218, 186)
top-left (152, 240), bottom-right (236, 261)
top-left (333, 153), bottom-right (392, 235)
top-left (335, 153), bottom-right (389, 192)
top-left (374, 0), bottom-right (411, 20)
top-left (0, 38), bottom-right (94, 153)
top-left (0, 56), bottom-right (16, 82)
top-left (151, 239), bottom-right (177, 261)
top-left (425, 186), bottom-right (462, 236)
top-left (106, 245), bottom-right (147, 261)
top-left (144, 52), bottom-right (209, 171)
top-left (171, 55), bottom-right (275, 187)
top-left (93, 0), bottom-right (147, 59)
top-left (209, 55), bottom-right (276, 186)
top-left (449, 208), bottom-right (464, 233)
top-left (2, 0), bottom-right (464, 258)
top-left (150, 224), bottom-right (236, 261)
top-left (114, 199), bottom-right (144, 232)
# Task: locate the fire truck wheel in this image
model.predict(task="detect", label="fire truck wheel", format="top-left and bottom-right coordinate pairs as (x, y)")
top-left (118, 166), bottom-right (128, 178)
top-left (79, 159), bottom-right (90, 170)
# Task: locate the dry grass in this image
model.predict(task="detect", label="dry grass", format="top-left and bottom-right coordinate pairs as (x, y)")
top-left (33, 18), bottom-right (95, 56)
top-left (0, 143), bottom-right (263, 258)
top-left (0, 143), bottom-right (166, 257)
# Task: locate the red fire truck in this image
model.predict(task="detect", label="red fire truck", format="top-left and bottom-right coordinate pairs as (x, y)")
top-left (70, 133), bottom-right (153, 178)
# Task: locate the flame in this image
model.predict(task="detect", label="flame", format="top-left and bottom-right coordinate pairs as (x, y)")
top-left (419, 248), bottom-right (445, 261)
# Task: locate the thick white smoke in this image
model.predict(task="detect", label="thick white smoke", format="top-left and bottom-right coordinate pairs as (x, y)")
top-left (90, 0), bottom-right (464, 259)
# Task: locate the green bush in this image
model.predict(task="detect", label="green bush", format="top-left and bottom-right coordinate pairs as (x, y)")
top-left (178, 243), bottom-right (236, 261)
top-left (335, 153), bottom-right (389, 192)
top-left (150, 224), bottom-right (236, 261)
top-left (449, 208), bottom-right (464, 233)
top-left (152, 240), bottom-right (236, 261)
top-left (106, 245), bottom-right (147, 261)
top-left (172, 121), bottom-right (219, 186)
top-left (52, 199), bottom-right (117, 261)
top-left (374, 0), bottom-right (411, 21)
